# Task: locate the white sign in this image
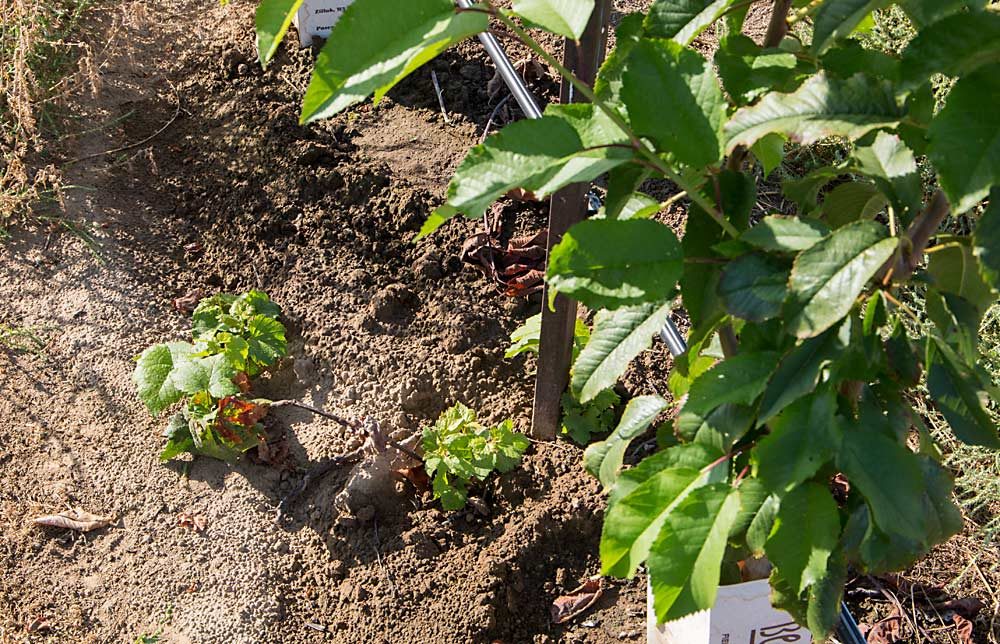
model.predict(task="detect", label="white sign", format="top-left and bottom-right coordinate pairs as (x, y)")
top-left (293, 0), bottom-right (355, 47)
top-left (648, 579), bottom-right (813, 644)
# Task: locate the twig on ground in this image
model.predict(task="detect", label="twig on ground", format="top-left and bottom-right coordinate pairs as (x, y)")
top-left (480, 94), bottom-right (511, 143)
top-left (62, 80), bottom-right (181, 165)
top-left (430, 70), bottom-right (451, 124)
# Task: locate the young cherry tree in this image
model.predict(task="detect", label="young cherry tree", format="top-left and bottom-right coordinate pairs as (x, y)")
top-left (256, 0), bottom-right (1000, 638)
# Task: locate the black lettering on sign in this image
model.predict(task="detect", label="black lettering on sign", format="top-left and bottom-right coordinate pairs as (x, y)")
top-left (749, 620), bottom-right (805, 643)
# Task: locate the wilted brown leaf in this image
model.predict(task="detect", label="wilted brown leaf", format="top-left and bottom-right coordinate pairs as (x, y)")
top-left (550, 577), bottom-right (603, 624)
top-left (953, 613), bottom-right (974, 644)
top-left (178, 512), bottom-right (207, 531)
top-left (862, 607), bottom-right (907, 644)
top-left (172, 289), bottom-right (203, 313)
top-left (33, 507), bottom-right (112, 532)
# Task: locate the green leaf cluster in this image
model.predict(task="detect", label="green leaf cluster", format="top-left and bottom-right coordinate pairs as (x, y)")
top-left (132, 290), bottom-right (288, 462)
top-left (422, 403), bottom-right (530, 510)
top-left (260, 0), bottom-right (1000, 638)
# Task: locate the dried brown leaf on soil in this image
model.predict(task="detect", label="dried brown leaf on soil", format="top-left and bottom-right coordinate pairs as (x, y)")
top-left (172, 289), bottom-right (204, 312)
top-left (177, 512), bottom-right (207, 531)
top-left (861, 606), bottom-right (907, 644)
top-left (550, 577), bottom-right (603, 624)
top-left (953, 613), bottom-right (975, 644)
top-left (32, 507), bottom-right (112, 532)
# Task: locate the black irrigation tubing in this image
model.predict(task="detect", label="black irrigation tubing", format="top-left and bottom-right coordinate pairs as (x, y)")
top-left (467, 9), bottom-right (868, 642)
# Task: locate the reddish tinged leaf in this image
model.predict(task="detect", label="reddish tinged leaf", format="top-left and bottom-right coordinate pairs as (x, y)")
top-left (953, 613), bottom-right (974, 644)
top-left (504, 269), bottom-right (545, 296)
top-left (550, 577), bottom-right (603, 624)
top-left (233, 372), bottom-right (252, 393)
top-left (862, 607), bottom-right (907, 644)
top-left (396, 465), bottom-right (431, 494)
top-left (217, 397), bottom-right (268, 428)
top-left (178, 512), bottom-right (207, 531)
top-left (172, 289), bottom-right (204, 313)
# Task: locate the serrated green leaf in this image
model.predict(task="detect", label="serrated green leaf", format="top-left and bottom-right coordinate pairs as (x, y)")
top-left (622, 38), bottom-right (725, 168)
top-left (644, 0), bottom-right (736, 45)
top-left (898, 0), bottom-right (988, 27)
top-left (676, 351), bottom-right (780, 439)
top-left (928, 336), bottom-right (1000, 448)
top-left (836, 423), bottom-right (927, 540)
top-left (758, 324), bottom-right (845, 424)
top-left (900, 12), bottom-right (1000, 90)
top-left (806, 549), bottom-right (848, 640)
top-left (730, 478), bottom-right (769, 539)
top-left (765, 483), bottom-right (840, 595)
top-left (300, 0), bottom-right (487, 123)
top-left (724, 72), bottom-right (903, 153)
top-left (754, 391), bottom-right (842, 494)
top-left (445, 105), bottom-right (631, 219)
top-left (928, 65), bottom-right (1000, 214)
top-left (693, 403), bottom-right (755, 454)
top-left (751, 133), bottom-right (785, 178)
top-left (433, 471), bottom-right (469, 510)
top-left (782, 165), bottom-right (842, 213)
top-left (821, 181), bottom-right (888, 229)
top-left (927, 241), bottom-right (997, 316)
top-left (571, 301), bottom-right (673, 402)
top-left (746, 494), bottom-right (778, 556)
top-left (255, 0), bottom-right (304, 68)
top-left (742, 215), bottom-right (830, 252)
top-left (594, 13), bottom-right (645, 109)
top-left (585, 395), bottom-right (668, 488)
top-left (821, 40), bottom-right (899, 81)
top-left (785, 220), bottom-right (897, 338)
top-left (511, 0), bottom-right (594, 38)
top-left (562, 388), bottom-right (619, 444)
top-left (245, 315), bottom-right (288, 371)
top-left (648, 484), bottom-right (740, 622)
top-left (853, 132), bottom-right (922, 226)
top-left (715, 35), bottom-right (805, 106)
top-left (601, 442), bottom-right (722, 577)
top-left (133, 342), bottom-right (192, 416)
top-left (718, 253), bottom-right (790, 322)
top-left (547, 219), bottom-right (683, 310)
top-left (811, 0), bottom-right (889, 55)
top-left (975, 189), bottom-right (1000, 289)
top-left (160, 413), bottom-right (195, 461)
top-left (603, 164), bottom-right (652, 219)
top-left (171, 354), bottom-right (240, 399)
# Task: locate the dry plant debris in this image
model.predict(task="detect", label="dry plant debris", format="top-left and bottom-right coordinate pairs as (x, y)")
top-left (32, 507), bottom-right (113, 532)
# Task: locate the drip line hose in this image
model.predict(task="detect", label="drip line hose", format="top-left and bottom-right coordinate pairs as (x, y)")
top-left (460, 6), bottom-right (867, 641)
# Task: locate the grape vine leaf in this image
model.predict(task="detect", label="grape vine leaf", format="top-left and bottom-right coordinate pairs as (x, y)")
top-left (811, 0), bottom-right (890, 55)
top-left (571, 301), bottom-right (673, 403)
top-left (300, 0), bottom-right (488, 123)
top-left (622, 38), bottom-right (725, 168)
top-left (584, 395), bottom-right (668, 488)
top-left (644, 0), bottom-right (737, 45)
top-left (601, 442), bottom-right (722, 577)
top-left (547, 219), bottom-right (683, 310)
top-left (171, 354), bottom-right (241, 399)
top-left (765, 483), bottom-right (841, 595)
top-left (928, 64), bottom-right (1000, 214)
top-left (785, 220), bottom-right (898, 338)
top-left (753, 391), bottom-right (842, 494)
top-left (511, 0), bottom-right (594, 39)
top-left (724, 72), bottom-right (903, 152)
top-left (245, 315), bottom-right (288, 369)
top-left (133, 342), bottom-right (193, 416)
top-left (899, 12), bottom-right (1000, 90)
top-left (647, 484), bottom-right (740, 622)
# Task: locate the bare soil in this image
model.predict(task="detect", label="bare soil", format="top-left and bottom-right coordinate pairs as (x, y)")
top-left (2, 1), bottom-right (998, 643)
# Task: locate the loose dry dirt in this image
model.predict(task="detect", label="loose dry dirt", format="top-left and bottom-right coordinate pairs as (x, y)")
top-left (2, 1), bottom-right (998, 643)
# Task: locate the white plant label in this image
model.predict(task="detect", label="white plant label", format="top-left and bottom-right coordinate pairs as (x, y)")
top-left (649, 579), bottom-right (813, 644)
top-left (293, 0), bottom-right (355, 47)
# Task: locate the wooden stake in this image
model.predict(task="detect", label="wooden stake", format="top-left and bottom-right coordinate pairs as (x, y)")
top-left (531, 0), bottom-right (612, 440)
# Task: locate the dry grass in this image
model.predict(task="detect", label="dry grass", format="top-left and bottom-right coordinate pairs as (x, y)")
top-left (0, 0), bottom-right (94, 233)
